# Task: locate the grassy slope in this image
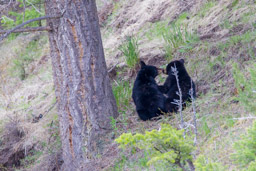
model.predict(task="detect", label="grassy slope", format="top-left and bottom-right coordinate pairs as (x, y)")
top-left (101, 0), bottom-right (256, 170)
top-left (0, 33), bottom-right (60, 170)
top-left (0, 0), bottom-right (255, 170)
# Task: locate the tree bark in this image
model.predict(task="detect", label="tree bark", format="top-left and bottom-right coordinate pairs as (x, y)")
top-left (44, 0), bottom-right (118, 170)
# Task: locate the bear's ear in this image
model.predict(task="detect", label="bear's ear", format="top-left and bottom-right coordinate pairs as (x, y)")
top-left (180, 59), bottom-right (185, 64)
top-left (140, 61), bottom-right (146, 68)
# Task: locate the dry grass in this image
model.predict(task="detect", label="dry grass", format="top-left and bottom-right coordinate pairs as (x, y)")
top-left (0, 32), bottom-right (59, 170)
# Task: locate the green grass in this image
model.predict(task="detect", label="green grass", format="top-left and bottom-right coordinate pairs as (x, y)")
top-left (220, 19), bottom-right (233, 30)
top-left (231, 0), bottom-right (239, 8)
top-left (162, 24), bottom-right (199, 61)
top-left (115, 152), bottom-right (152, 170)
top-left (46, 119), bottom-right (62, 154)
top-left (218, 30), bottom-right (256, 49)
top-left (110, 116), bottom-right (118, 132)
top-left (111, 154), bottom-right (128, 171)
top-left (232, 121), bottom-right (256, 169)
top-left (103, 1), bottom-right (122, 27)
top-left (20, 150), bottom-right (43, 168)
top-left (198, 1), bottom-right (217, 18)
top-left (233, 63), bottom-right (256, 113)
top-left (231, 31), bottom-right (256, 44)
top-left (112, 80), bottom-right (132, 111)
top-left (216, 30), bottom-right (256, 63)
top-left (241, 5), bottom-right (256, 24)
top-left (144, 19), bottom-right (199, 61)
top-left (119, 36), bottom-right (139, 69)
top-left (175, 12), bottom-right (189, 25)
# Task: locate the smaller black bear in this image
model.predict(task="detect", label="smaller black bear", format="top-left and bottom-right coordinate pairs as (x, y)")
top-left (132, 61), bottom-right (167, 121)
top-left (159, 59), bottom-right (196, 112)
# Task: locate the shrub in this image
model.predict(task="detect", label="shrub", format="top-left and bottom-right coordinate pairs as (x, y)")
top-left (247, 161), bottom-right (256, 171)
top-left (195, 155), bottom-right (225, 171)
top-left (115, 124), bottom-right (195, 170)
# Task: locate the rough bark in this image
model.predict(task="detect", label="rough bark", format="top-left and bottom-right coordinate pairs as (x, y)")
top-left (44, 0), bottom-right (118, 170)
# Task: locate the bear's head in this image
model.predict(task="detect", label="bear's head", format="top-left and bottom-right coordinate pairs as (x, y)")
top-left (139, 61), bottom-right (162, 79)
top-left (165, 59), bottom-right (186, 75)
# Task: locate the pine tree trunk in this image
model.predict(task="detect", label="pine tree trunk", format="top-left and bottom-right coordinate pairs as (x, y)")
top-left (44, 1), bottom-right (118, 170)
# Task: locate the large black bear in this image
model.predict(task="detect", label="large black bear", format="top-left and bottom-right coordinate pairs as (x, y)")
top-left (159, 59), bottom-right (196, 112)
top-left (132, 61), bottom-right (167, 121)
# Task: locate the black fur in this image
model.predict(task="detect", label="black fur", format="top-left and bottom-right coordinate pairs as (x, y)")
top-left (159, 59), bottom-right (196, 112)
top-left (132, 61), bottom-right (167, 121)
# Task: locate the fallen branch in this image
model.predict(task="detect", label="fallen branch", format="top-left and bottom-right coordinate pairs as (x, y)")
top-left (0, 15), bottom-right (61, 42)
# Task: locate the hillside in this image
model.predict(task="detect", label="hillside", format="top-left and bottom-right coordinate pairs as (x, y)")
top-left (0, 0), bottom-right (256, 170)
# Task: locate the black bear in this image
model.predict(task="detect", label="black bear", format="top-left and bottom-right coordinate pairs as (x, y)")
top-left (159, 59), bottom-right (196, 112)
top-left (132, 61), bottom-right (167, 121)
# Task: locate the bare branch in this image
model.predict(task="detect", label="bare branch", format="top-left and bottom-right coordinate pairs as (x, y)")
top-left (172, 64), bottom-right (185, 137)
top-left (189, 78), bottom-right (197, 145)
top-left (0, 26), bottom-right (52, 34)
top-left (183, 122), bottom-right (195, 129)
top-left (0, 15), bottom-right (61, 42)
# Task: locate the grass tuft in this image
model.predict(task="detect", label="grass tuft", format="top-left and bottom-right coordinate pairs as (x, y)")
top-left (162, 24), bottom-right (199, 61)
top-left (119, 36), bottom-right (139, 69)
top-left (112, 80), bottom-right (132, 111)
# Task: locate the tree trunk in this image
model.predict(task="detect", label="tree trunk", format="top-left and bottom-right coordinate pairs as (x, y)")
top-left (44, 0), bottom-right (118, 170)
